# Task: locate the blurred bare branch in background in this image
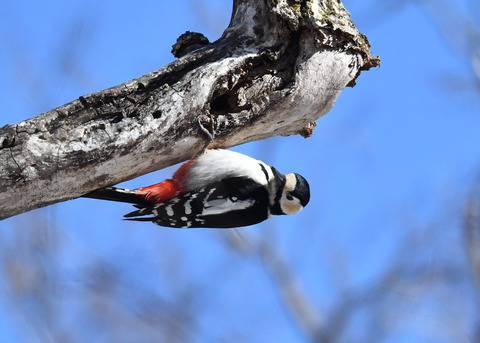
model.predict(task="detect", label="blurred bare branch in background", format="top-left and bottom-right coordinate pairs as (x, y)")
top-left (465, 175), bottom-right (480, 341)
top-left (219, 209), bottom-right (471, 343)
top-left (366, 0), bottom-right (480, 92)
top-left (0, 218), bottom-right (197, 343)
top-left (220, 230), bottom-right (325, 342)
top-left (417, 0), bottom-right (480, 94)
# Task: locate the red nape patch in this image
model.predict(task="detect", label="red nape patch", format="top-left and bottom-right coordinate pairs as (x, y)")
top-left (136, 179), bottom-right (181, 204)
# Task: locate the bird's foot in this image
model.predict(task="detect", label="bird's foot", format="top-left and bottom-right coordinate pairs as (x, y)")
top-left (197, 114), bottom-right (216, 156)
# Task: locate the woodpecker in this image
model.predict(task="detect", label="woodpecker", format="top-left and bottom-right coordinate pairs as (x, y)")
top-left (83, 149), bottom-right (310, 228)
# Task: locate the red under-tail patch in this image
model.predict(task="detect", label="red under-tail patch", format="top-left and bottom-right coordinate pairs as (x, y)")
top-left (137, 179), bottom-right (181, 204)
top-left (135, 158), bottom-right (196, 204)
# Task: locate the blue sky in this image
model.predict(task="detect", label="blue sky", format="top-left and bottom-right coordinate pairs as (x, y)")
top-left (1, 1), bottom-right (480, 342)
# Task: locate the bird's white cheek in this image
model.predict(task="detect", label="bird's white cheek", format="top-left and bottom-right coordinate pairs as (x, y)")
top-left (281, 200), bottom-right (303, 215)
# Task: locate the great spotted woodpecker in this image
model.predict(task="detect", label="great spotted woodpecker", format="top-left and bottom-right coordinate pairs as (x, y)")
top-left (84, 149), bottom-right (310, 228)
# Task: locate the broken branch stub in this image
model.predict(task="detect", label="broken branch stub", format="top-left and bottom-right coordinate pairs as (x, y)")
top-left (0, 0), bottom-right (379, 219)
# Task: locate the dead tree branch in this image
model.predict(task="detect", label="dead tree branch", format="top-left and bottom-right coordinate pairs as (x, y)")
top-left (0, 0), bottom-right (379, 219)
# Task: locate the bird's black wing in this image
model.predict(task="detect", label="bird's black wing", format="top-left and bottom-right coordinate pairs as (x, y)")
top-left (125, 177), bottom-right (270, 228)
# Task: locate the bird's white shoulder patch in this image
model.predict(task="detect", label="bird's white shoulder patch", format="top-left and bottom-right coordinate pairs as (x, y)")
top-left (201, 197), bottom-right (255, 216)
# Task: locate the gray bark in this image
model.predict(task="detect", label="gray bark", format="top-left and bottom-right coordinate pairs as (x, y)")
top-left (0, 0), bottom-right (380, 220)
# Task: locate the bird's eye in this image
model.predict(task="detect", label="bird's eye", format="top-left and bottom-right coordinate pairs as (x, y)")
top-left (286, 194), bottom-right (294, 201)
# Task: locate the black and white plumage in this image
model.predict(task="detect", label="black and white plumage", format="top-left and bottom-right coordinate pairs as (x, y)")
top-left (84, 149), bottom-right (310, 228)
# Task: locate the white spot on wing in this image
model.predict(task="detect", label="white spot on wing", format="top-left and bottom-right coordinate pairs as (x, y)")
top-left (206, 188), bottom-right (216, 198)
top-left (184, 199), bottom-right (193, 214)
top-left (166, 205), bottom-right (174, 216)
top-left (201, 187), bottom-right (217, 206)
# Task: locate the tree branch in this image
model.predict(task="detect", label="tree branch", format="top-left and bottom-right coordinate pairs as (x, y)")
top-left (0, 0), bottom-right (379, 219)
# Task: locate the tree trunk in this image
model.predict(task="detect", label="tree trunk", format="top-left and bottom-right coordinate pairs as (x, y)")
top-left (0, 0), bottom-right (379, 220)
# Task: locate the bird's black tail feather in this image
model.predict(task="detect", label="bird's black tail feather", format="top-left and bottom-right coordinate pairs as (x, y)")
top-left (82, 187), bottom-right (151, 206)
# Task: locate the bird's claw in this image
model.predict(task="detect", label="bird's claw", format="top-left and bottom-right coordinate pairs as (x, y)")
top-left (197, 114), bottom-right (216, 156)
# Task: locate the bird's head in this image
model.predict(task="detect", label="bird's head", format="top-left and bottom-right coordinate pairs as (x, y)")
top-left (279, 173), bottom-right (310, 215)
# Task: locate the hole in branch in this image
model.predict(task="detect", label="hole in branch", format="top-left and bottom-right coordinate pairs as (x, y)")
top-left (152, 110), bottom-right (162, 119)
top-left (210, 93), bottom-right (231, 115)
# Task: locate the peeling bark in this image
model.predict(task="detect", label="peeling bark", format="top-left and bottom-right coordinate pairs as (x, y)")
top-left (0, 0), bottom-right (380, 220)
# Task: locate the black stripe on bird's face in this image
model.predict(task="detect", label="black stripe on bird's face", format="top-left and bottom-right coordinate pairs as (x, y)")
top-left (268, 167), bottom-right (287, 216)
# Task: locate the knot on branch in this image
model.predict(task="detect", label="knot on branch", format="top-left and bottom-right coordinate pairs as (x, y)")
top-left (0, 125), bottom-right (17, 149)
top-left (171, 31), bottom-right (210, 58)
